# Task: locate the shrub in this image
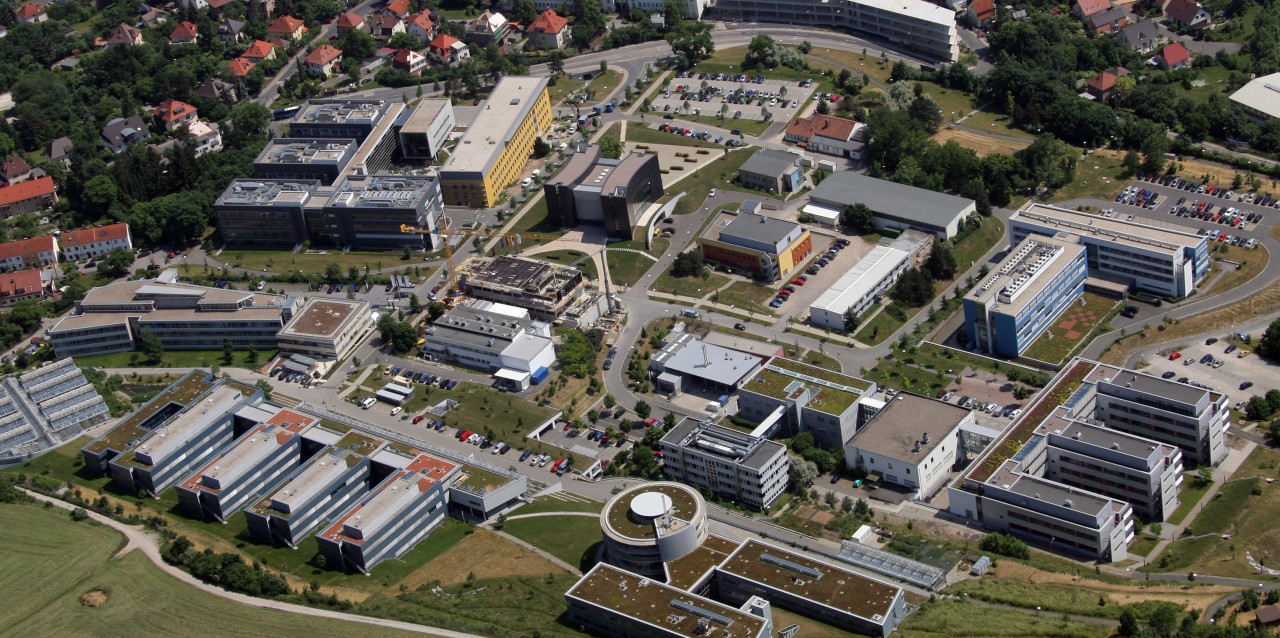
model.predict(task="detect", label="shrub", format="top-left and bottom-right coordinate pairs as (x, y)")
top-left (979, 532), bottom-right (1030, 559)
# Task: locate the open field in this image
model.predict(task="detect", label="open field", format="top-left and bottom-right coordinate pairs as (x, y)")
top-left (513, 495), bottom-right (603, 516)
top-left (716, 280), bottom-right (777, 313)
top-left (1201, 242), bottom-right (1269, 298)
top-left (501, 515), bottom-right (601, 571)
top-left (350, 380), bottom-right (559, 447)
top-left (219, 250), bottom-right (415, 275)
top-left (933, 127), bottom-right (1031, 156)
top-left (392, 527), bottom-right (568, 591)
top-left (915, 81), bottom-right (974, 122)
top-left (509, 197), bottom-right (568, 237)
top-left (799, 350), bottom-right (841, 370)
top-left (74, 349), bottom-right (277, 370)
top-left (548, 77), bottom-right (586, 104)
top-left (653, 270), bottom-right (730, 299)
top-left (900, 599), bottom-right (1110, 638)
top-left (605, 249), bottom-right (655, 287)
top-left (805, 49), bottom-right (895, 84)
top-left (960, 109), bottom-right (1036, 139)
top-left (1023, 293), bottom-right (1121, 365)
top-left (1176, 158), bottom-right (1276, 197)
top-left (1048, 150), bottom-right (1126, 203)
top-left (585, 69), bottom-right (623, 101)
top-left (0, 503), bottom-right (425, 638)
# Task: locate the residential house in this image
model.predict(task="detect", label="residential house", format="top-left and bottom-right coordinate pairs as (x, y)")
top-left (228, 57), bottom-right (256, 77)
top-left (1164, 0), bottom-right (1210, 30)
top-left (0, 177), bottom-right (58, 218)
top-left (243, 40), bottom-right (277, 62)
top-left (52, 57), bottom-right (81, 72)
top-left (1072, 0), bottom-right (1110, 19)
top-left (267, 15), bottom-right (307, 42)
top-left (0, 268), bottom-right (46, 307)
top-left (138, 6), bottom-right (168, 27)
top-left (153, 99), bottom-right (199, 132)
top-left (1118, 19), bottom-right (1160, 53)
top-left (100, 116), bottom-right (151, 153)
top-left (966, 0), bottom-right (995, 27)
top-left (427, 33), bottom-right (469, 67)
top-left (526, 10), bottom-right (570, 50)
top-left (392, 48), bottom-right (427, 76)
top-left (1, 157), bottom-right (32, 185)
top-left (405, 12), bottom-right (436, 42)
top-left (384, 0), bottom-right (410, 18)
top-left (60, 222), bottom-right (133, 261)
top-left (178, 0), bottom-right (208, 10)
top-left (46, 137), bottom-right (74, 167)
top-left (465, 9), bottom-right (508, 46)
top-left (169, 21), bottom-right (199, 45)
top-left (304, 44), bottom-right (343, 78)
top-left (186, 121), bottom-right (223, 156)
top-left (367, 13), bottom-right (405, 42)
top-left (217, 17), bottom-right (246, 45)
top-left (1156, 42), bottom-right (1191, 70)
top-left (336, 11), bottom-right (365, 36)
top-left (1086, 71), bottom-right (1119, 101)
top-left (1086, 6), bottom-right (1128, 33)
top-left (194, 79), bottom-right (239, 103)
top-left (107, 23), bottom-right (144, 47)
top-left (0, 236), bottom-right (59, 271)
top-left (16, 3), bottom-right (48, 23)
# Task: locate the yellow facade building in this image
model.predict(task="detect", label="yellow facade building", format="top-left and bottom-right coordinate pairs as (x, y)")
top-left (439, 76), bottom-right (551, 207)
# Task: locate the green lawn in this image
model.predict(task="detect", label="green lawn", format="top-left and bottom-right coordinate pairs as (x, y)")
top-left (804, 48), bottom-right (895, 84)
top-left (605, 249), bottom-right (656, 287)
top-left (585, 69), bottom-right (623, 101)
top-left (1184, 66), bottom-right (1234, 104)
top-left (652, 270), bottom-right (730, 299)
top-left (1145, 478), bottom-right (1263, 572)
top-left (626, 123), bottom-right (724, 149)
top-left (961, 109), bottom-right (1036, 139)
top-left (0, 503), bottom-right (426, 638)
top-left (855, 303), bottom-right (911, 346)
top-left (220, 250), bottom-right (415, 274)
top-left (1048, 150), bottom-right (1127, 203)
top-left (672, 148), bottom-right (756, 215)
top-left (73, 349), bottom-right (277, 370)
top-left (800, 350), bottom-right (841, 371)
top-left (513, 496), bottom-right (603, 516)
top-left (915, 81), bottom-right (974, 122)
top-left (715, 280), bottom-right (778, 313)
top-left (1022, 292), bottom-right (1120, 365)
top-left (509, 196), bottom-right (567, 235)
top-left (501, 515), bottom-right (601, 571)
top-left (869, 342), bottom-right (1048, 395)
top-left (900, 599), bottom-right (1110, 638)
top-left (1167, 476), bottom-right (1213, 526)
top-left (350, 380), bottom-right (559, 448)
top-left (537, 249), bottom-right (597, 280)
top-left (692, 46), bottom-right (831, 87)
top-left (953, 215), bottom-right (1006, 269)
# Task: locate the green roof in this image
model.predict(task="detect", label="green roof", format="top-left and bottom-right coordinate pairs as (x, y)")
top-left (744, 358), bottom-right (871, 416)
top-left (603, 483), bottom-right (699, 541)
top-left (85, 371), bottom-right (216, 455)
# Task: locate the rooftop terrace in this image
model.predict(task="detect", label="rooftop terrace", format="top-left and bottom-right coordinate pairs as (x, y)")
top-left (603, 482), bottom-right (700, 542)
top-left (569, 563), bottom-right (768, 638)
top-left (86, 371), bottom-right (217, 455)
top-left (746, 358), bottom-right (871, 415)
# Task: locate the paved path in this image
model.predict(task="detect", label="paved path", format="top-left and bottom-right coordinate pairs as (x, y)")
top-left (502, 511), bottom-right (599, 521)
top-left (20, 488), bottom-right (484, 638)
top-left (485, 528), bottom-right (583, 575)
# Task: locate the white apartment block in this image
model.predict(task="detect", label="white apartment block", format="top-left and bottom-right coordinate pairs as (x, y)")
top-left (659, 419), bottom-right (789, 510)
top-left (59, 222), bottom-right (132, 261)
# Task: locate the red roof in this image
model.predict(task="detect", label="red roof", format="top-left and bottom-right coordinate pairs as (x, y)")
top-left (0, 236), bottom-right (56, 262)
top-left (429, 33), bottom-right (461, 51)
top-left (385, 0), bottom-right (410, 15)
top-left (61, 222), bottom-right (129, 249)
top-left (969, 0), bottom-right (995, 21)
top-left (336, 11), bottom-right (363, 28)
top-left (228, 57), bottom-right (256, 76)
top-left (1087, 71), bottom-right (1117, 92)
top-left (16, 3), bottom-right (45, 19)
top-left (0, 176), bottom-right (55, 207)
top-left (405, 12), bottom-right (434, 32)
top-left (1159, 42), bottom-right (1190, 66)
top-left (785, 114), bottom-right (859, 142)
top-left (392, 48), bottom-right (421, 64)
top-left (0, 269), bottom-right (43, 299)
top-left (152, 99), bottom-right (197, 123)
top-left (1, 156), bottom-right (31, 179)
top-left (170, 21), bottom-right (199, 40)
top-left (243, 40), bottom-right (275, 59)
top-left (305, 44), bottom-right (342, 65)
top-left (1075, 0), bottom-right (1110, 16)
top-left (267, 15), bottom-right (306, 35)
top-left (528, 9), bottom-right (569, 34)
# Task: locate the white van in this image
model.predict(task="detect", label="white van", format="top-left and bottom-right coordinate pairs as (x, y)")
top-left (360, 397), bottom-right (376, 409)
top-left (521, 177), bottom-right (533, 188)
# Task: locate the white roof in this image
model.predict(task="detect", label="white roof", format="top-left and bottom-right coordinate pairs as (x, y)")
top-left (802, 203), bottom-right (841, 223)
top-left (494, 368), bottom-right (529, 381)
top-left (810, 245), bottom-right (910, 313)
top-left (1229, 72), bottom-right (1280, 120)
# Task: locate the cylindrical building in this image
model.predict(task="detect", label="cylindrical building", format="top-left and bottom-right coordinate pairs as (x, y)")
top-left (600, 482), bottom-right (708, 578)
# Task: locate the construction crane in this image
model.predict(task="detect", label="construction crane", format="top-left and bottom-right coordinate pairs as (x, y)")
top-left (399, 224), bottom-right (561, 296)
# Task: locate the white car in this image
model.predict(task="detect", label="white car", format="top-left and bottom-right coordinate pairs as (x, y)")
top-left (390, 406), bottom-right (402, 415)
top-left (709, 188), bottom-right (717, 197)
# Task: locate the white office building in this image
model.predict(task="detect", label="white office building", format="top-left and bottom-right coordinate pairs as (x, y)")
top-left (712, 0), bottom-right (959, 61)
top-left (659, 419), bottom-right (789, 510)
top-left (422, 299), bottom-right (556, 390)
top-left (844, 393), bottom-right (972, 500)
top-left (809, 244), bottom-right (910, 331)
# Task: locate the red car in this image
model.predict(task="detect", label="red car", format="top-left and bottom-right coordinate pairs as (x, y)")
top-left (1169, 352), bottom-right (1182, 360)
top-left (412, 415), bottom-right (425, 424)
top-left (791, 278), bottom-right (805, 286)
top-left (646, 417), bottom-right (661, 428)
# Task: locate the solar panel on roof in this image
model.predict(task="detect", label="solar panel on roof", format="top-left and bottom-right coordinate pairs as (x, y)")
top-left (669, 599), bottom-right (733, 625)
top-left (761, 553), bottom-right (821, 578)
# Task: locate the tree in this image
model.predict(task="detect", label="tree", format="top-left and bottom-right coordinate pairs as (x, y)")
top-left (599, 134), bottom-right (624, 159)
top-left (603, 394), bottom-right (616, 409)
top-left (1139, 133), bottom-right (1169, 175)
top-left (531, 136), bottom-right (551, 158)
top-left (228, 101), bottom-right (271, 139)
top-left (1117, 608), bottom-right (1139, 637)
top-left (409, 293), bottom-right (421, 312)
top-left (222, 338), bottom-right (234, 365)
top-left (547, 50), bottom-right (566, 77)
top-left (1268, 418), bottom-right (1280, 446)
top-left (671, 249), bottom-right (704, 278)
top-left (662, 0), bottom-right (684, 27)
top-left (789, 457), bottom-right (819, 490)
top-left (139, 329), bottom-right (164, 364)
top-left (1257, 317), bottom-right (1280, 361)
top-left (841, 203), bottom-right (876, 234)
top-left (745, 35), bottom-right (779, 68)
top-left (574, 0), bottom-right (606, 48)
top-left (843, 308), bottom-right (859, 333)
top-left (1122, 150), bottom-right (1142, 177)
top-left (894, 268), bottom-right (935, 307)
top-left (388, 32), bottom-right (421, 51)
top-left (924, 243), bottom-right (957, 280)
top-left (1245, 395), bottom-right (1274, 421)
top-left (908, 94), bottom-right (944, 134)
top-left (979, 532), bottom-right (1030, 559)
top-left (665, 21), bottom-right (714, 67)
top-left (376, 314), bottom-right (419, 354)
top-left (634, 400), bottom-right (652, 419)
top-left (98, 248), bottom-right (135, 278)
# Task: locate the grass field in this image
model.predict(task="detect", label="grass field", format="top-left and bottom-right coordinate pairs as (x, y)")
top-left (548, 77), bottom-right (586, 104)
top-left (1023, 293), bottom-right (1120, 365)
top-left (672, 148), bottom-right (755, 215)
top-left (715, 280), bottom-right (777, 313)
top-left (73, 349), bottom-right (276, 370)
top-left (1202, 242), bottom-right (1269, 298)
top-left (514, 495), bottom-right (603, 516)
top-left (350, 380), bottom-right (559, 448)
top-left (536, 249), bottom-right (598, 280)
top-left (605, 249), bottom-right (656, 287)
top-left (804, 48), bottom-right (895, 84)
top-left (933, 128), bottom-right (1031, 156)
top-left (219, 250), bottom-right (413, 275)
top-left (1146, 475), bottom-right (1270, 575)
top-left (915, 81), bottom-right (974, 122)
top-left (1167, 475), bottom-right (1213, 526)
top-left (870, 342), bottom-right (1045, 394)
top-left (1048, 150), bottom-right (1126, 203)
top-left (626, 123), bottom-right (724, 149)
top-left (653, 270), bottom-right (730, 299)
top-left (900, 599), bottom-right (1110, 638)
top-left (585, 69), bottom-right (623, 101)
top-left (0, 503), bottom-right (425, 638)
top-left (509, 197), bottom-right (567, 236)
top-left (501, 515), bottom-right (602, 571)
top-left (800, 350), bottom-right (842, 371)
top-left (961, 109), bottom-right (1036, 139)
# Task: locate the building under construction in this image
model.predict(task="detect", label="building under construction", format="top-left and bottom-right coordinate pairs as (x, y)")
top-left (456, 255), bottom-right (609, 325)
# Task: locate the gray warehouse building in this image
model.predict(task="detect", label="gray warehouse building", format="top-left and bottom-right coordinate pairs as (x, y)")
top-left (808, 172), bottom-right (976, 240)
top-left (544, 144), bottom-right (664, 239)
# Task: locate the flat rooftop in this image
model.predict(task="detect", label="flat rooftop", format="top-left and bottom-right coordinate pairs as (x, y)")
top-left (50, 279), bottom-right (288, 332)
top-left (321, 453), bottom-right (457, 545)
top-left (810, 244), bottom-right (911, 314)
top-left (182, 413), bottom-right (312, 494)
top-left (989, 464), bottom-right (1117, 518)
top-left (454, 463), bottom-right (514, 494)
top-left (1013, 203), bottom-right (1203, 253)
top-left (254, 430), bottom-right (384, 518)
top-left (400, 99), bottom-right (451, 133)
top-left (125, 384), bottom-right (248, 468)
top-left (966, 234), bottom-right (1085, 313)
top-left (719, 539), bottom-right (902, 623)
top-left (461, 255), bottom-right (578, 293)
top-left (441, 76), bottom-right (548, 177)
top-left (1094, 364), bottom-right (1208, 406)
top-left (739, 149), bottom-right (798, 178)
top-left (325, 174), bottom-right (435, 208)
top-left (851, 392), bottom-right (969, 457)
top-left (744, 358), bottom-right (871, 415)
top-left (716, 211), bottom-right (802, 247)
top-left (664, 534), bottom-right (741, 590)
top-left (279, 298), bottom-right (369, 339)
top-left (293, 99), bottom-right (387, 126)
top-left (85, 371), bottom-right (216, 454)
top-left (661, 419), bottom-right (784, 472)
top-left (655, 335), bottom-right (763, 388)
top-left (256, 138), bottom-right (357, 165)
top-left (215, 179), bottom-right (319, 208)
top-left (568, 563), bottom-right (769, 638)
top-left (1228, 71), bottom-right (1280, 120)
top-left (603, 482), bottom-right (700, 542)
top-left (809, 172), bottom-right (974, 230)
top-left (1049, 420), bottom-right (1174, 461)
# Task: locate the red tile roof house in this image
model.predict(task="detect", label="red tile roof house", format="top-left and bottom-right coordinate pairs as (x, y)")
top-left (1072, 0), bottom-right (1111, 19)
top-left (526, 10), bottom-right (571, 50)
top-left (966, 0), bottom-right (996, 27)
top-left (1156, 42), bottom-right (1192, 70)
top-left (1086, 71), bottom-right (1119, 101)
top-left (242, 39), bottom-right (277, 61)
top-left (153, 99), bottom-right (199, 132)
top-left (384, 0), bottom-right (410, 19)
top-left (304, 44), bottom-right (343, 78)
top-left (169, 20), bottom-right (199, 45)
top-left (392, 48), bottom-right (427, 76)
top-left (1164, 0), bottom-right (1211, 30)
top-left (784, 114), bottom-right (865, 158)
top-left (60, 222), bottom-right (133, 261)
top-left (0, 176), bottom-right (57, 218)
top-left (0, 268), bottom-right (46, 307)
top-left (0, 236), bottom-right (59, 271)
top-left (428, 33), bottom-right (470, 67)
top-left (336, 11), bottom-right (365, 36)
top-left (405, 12), bottom-right (436, 43)
top-left (228, 57), bottom-right (256, 77)
top-left (16, 3), bottom-right (48, 24)
top-left (267, 15), bottom-right (307, 42)
top-left (1, 156), bottom-right (33, 184)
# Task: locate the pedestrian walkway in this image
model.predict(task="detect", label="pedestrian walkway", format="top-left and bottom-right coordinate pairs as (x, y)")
top-left (1140, 439), bottom-right (1257, 564)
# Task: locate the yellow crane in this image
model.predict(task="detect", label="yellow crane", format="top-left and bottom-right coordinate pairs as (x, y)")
top-left (399, 224), bottom-right (561, 296)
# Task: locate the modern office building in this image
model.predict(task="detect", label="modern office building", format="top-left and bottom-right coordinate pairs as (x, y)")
top-left (83, 372), bottom-right (262, 496)
top-left (456, 254), bottom-right (589, 323)
top-left (659, 419), bottom-right (789, 510)
top-left (808, 244), bottom-right (910, 331)
top-left (737, 149), bottom-right (804, 194)
top-left (316, 452), bottom-right (458, 574)
top-left (48, 275), bottom-right (294, 357)
top-left (844, 393), bottom-right (972, 500)
top-left (648, 332), bottom-right (767, 394)
top-left (177, 409), bottom-right (317, 522)
top-left (439, 76), bottom-right (551, 207)
top-left (566, 563), bottom-right (772, 638)
top-left (213, 179), bottom-right (319, 249)
top-left (289, 99), bottom-right (391, 142)
top-left (543, 144), bottom-right (664, 239)
top-left (422, 299), bottom-right (556, 389)
top-left (276, 298), bottom-right (375, 362)
top-left (1045, 421), bottom-right (1182, 522)
top-left (1009, 203), bottom-right (1209, 298)
top-left (60, 222), bottom-right (132, 261)
top-left (397, 99), bottom-right (456, 160)
top-left (711, 0), bottom-right (958, 61)
top-left (963, 234), bottom-right (1089, 358)
top-left (600, 482), bottom-right (710, 578)
top-left (0, 235), bottom-right (58, 271)
top-left (597, 0), bottom-right (710, 19)
top-left (1090, 365), bottom-right (1228, 466)
top-left (737, 358), bottom-right (876, 449)
top-left (716, 539), bottom-right (907, 637)
top-left (254, 138), bottom-right (358, 185)
top-left (698, 210), bottom-right (813, 282)
top-left (1229, 71), bottom-right (1280, 123)
top-left (0, 358), bottom-right (111, 461)
top-left (322, 174), bottom-right (445, 250)
top-left (808, 172), bottom-right (976, 240)
top-left (446, 463), bottom-right (530, 521)
top-left (246, 430), bottom-right (385, 547)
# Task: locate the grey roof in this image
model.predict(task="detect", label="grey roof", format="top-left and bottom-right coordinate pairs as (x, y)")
top-left (1119, 20), bottom-right (1158, 47)
top-left (1087, 7), bottom-right (1127, 27)
top-left (1003, 473), bottom-right (1114, 517)
top-left (652, 334), bottom-right (763, 388)
top-left (101, 116), bottom-right (150, 147)
top-left (46, 137), bottom-right (73, 161)
top-left (1229, 72), bottom-right (1280, 120)
top-left (661, 418), bottom-right (786, 471)
top-left (739, 149), bottom-right (799, 178)
top-left (1100, 368), bottom-right (1207, 405)
top-left (719, 212), bottom-right (802, 245)
top-left (1051, 421), bottom-right (1170, 462)
top-left (850, 393), bottom-right (969, 457)
top-left (809, 172), bottom-right (974, 231)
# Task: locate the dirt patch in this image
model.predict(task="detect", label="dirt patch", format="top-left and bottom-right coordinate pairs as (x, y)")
top-left (79, 589), bottom-right (110, 607)
top-left (1177, 158), bottom-right (1275, 194)
top-left (390, 528), bottom-right (568, 594)
top-left (990, 561), bottom-right (1235, 612)
top-left (932, 128), bottom-right (1031, 156)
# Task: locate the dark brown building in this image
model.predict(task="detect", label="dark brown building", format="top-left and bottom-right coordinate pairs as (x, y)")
top-left (543, 144), bottom-right (663, 240)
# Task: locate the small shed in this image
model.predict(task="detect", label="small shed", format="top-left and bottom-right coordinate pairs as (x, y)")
top-left (970, 555), bottom-right (992, 576)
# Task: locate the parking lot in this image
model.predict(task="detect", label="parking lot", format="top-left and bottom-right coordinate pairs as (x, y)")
top-left (1097, 177), bottom-right (1279, 249)
top-left (646, 73), bottom-right (816, 124)
top-left (1141, 336), bottom-right (1280, 399)
top-left (773, 234), bottom-right (869, 318)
